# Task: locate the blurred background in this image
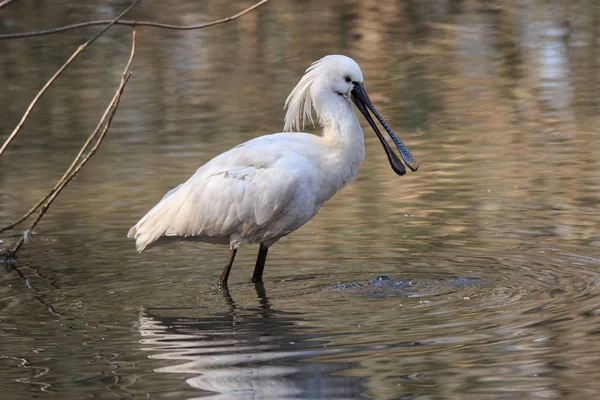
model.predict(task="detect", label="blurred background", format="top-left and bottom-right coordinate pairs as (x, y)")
top-left (1, 0), bottom-right (599, 398)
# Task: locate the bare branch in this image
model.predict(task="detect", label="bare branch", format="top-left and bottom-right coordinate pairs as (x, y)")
top-left (6, 30), bottom-right (136, 257)
top-left (0, 71), bottom-right (130, 233)
top-left (0, 195), bottom-right (45, 233)
top-left (0, 0), bottom-right (18, 11)
top-left (0, 17), bottom-right (143, 233)
top-left (0, 0), bottom-right (142, 156)
top-left (0, 0), bottom-right (271, 40)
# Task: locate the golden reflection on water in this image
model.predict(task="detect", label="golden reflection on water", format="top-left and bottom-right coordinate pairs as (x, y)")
top-left (1, 0), bottom-right (600, 398)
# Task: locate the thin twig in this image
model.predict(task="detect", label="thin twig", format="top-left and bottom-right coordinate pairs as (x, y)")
top-left (0, 90), bottom-right (124, 233)
top-left (0, 0), bottom-right (18, 11)
top-left (0, 0), bottom-right (270, 230)
top-left (0, 0), bottom-right (271, 40)
top-left (0, 0), bottom-right (143, 231)
top-left (0, 193), bottom-right (51, 233)
top-left (0, 47), bottom-right (135, 234)
top-left (0, 0), bottom-right (142, 156)
top-left (7, 30), bottom-right (136, 257)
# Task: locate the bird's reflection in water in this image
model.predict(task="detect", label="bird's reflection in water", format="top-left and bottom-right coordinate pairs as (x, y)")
top-left (138, 283), bottom-right (366, 399)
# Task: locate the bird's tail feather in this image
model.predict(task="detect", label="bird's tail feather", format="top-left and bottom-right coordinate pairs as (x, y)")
top-left (127, 184), bottom-right (188, 253)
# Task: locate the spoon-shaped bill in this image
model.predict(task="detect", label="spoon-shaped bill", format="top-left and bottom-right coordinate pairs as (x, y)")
top-left (351, 90), bottom-right (406, 175)
top-left (351, 83), bottom-right (419, 173)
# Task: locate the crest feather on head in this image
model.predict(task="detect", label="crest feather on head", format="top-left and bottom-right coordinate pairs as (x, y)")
top-left (283, 56), bottom-right (329, 132)
top-left (283, 55), bottom-right (361, 132)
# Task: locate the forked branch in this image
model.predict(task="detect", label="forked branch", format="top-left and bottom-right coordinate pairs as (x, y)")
top-left (4, 30), bottom-right (136, 258)
top-left (0, 0), bottom-right (142, 156)
top-left (1, 0), bottom-right (272, 236)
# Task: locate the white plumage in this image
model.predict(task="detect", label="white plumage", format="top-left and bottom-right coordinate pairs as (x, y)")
top-left (128, 55), bottom-right (417, 286)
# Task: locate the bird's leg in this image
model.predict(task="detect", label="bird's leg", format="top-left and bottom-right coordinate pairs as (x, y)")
top-left (218, 248), bottom-right (237, 287)
top-left (251, 243), bottom-right (269, 283)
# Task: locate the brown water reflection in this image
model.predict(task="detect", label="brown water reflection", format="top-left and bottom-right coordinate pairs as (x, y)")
top-left (1, 0), bottom-right (600, 398)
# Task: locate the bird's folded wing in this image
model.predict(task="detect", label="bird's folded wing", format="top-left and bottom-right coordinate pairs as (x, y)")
top-left (128, 163), bottom-right (298, 252)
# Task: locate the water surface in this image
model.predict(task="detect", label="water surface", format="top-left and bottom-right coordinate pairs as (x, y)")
top-left (1, 0), bottom-right (600, 398)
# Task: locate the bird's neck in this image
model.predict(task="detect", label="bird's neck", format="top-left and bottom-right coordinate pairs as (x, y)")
top-left (313, 91), bottom-right (366, 201)
top-left (314, 88), bottom-right (364, 143)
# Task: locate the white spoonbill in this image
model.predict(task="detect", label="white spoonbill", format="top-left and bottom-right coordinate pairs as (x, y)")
top-left (128, 55), bottom-right (418, 286)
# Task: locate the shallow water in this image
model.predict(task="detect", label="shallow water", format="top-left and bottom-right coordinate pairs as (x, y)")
top-left (1, 0), bottom-right (600, 399)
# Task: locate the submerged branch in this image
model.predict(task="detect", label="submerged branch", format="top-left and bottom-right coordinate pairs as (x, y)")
top-left (8, 265), bottom-right (63, 316)
top-left (5, 29), bottom-right (136, 257)
top-left (0, 0), bottom-right (141, 156)
top-left (0, 0), bottom-right (271, 40)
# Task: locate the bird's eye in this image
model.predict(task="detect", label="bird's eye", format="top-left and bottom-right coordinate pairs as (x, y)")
top-left (344, 76), bottom-right (352, 83)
